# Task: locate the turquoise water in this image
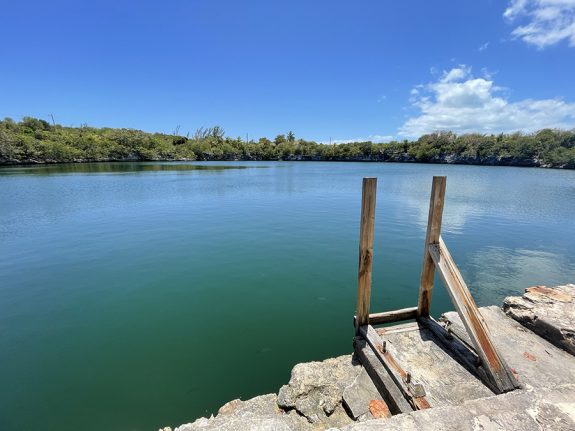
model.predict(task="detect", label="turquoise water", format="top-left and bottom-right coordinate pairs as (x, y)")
top-left (1, 162), bottom-right (574, 430)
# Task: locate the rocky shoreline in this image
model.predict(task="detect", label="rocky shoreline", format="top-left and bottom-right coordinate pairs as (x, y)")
top-left (160, 283), bottom-right (575, 431)
top-left (1, 153), bottom-right (573, 169)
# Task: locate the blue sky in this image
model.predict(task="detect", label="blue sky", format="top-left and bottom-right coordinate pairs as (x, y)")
top-left (1, 0), bottom-right (574, 142)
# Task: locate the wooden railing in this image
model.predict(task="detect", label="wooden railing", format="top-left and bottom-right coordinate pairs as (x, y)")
top-left (354, 176), bottom-right (520, 394)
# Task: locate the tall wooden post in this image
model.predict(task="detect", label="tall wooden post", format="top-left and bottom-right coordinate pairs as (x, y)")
top-left (417, 176), bottom-right (446, 318)
top-left (356, 177), bottom-right (377, 332)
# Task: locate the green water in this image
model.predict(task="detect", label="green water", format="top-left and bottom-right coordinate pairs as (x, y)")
top-left (1, 162), bottom-right (574, 430)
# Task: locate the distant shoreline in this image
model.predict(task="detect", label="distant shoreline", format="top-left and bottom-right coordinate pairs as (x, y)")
top-left (1, 156), bottom-right (573, 170)
top-left (2, 117), bottom-right (574, 170)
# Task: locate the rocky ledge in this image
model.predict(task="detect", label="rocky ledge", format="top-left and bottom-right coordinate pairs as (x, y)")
top-left (503, 284), bottom-right (575, 355)
top-left (162, 284), bottom-right (575, 431)
top-left (161, 355), bottom-right (367, 431)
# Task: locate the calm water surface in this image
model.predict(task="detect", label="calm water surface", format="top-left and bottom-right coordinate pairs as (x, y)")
top-left (1, 162), bottom-right (574, 430)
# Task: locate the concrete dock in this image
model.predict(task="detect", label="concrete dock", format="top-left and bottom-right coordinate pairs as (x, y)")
top-left (162, 283), bottom-right (575, 431)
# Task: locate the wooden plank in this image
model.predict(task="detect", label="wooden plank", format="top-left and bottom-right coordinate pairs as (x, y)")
top-left (376, 321), bottom-right (420, 336)
top-left (355, 177), bottom-right (377, 331)
top-left (369, 306), bottom-right (418, 325)
top-left (428, 238), bottom-right (519, 393)
top-left (417, 176), bottom-right (446, 318)
top-left (359, 325), bottom-right (432, 410)
top-left (444, 318), bottom-right (478, 353)
top-left (353, 336), bottom-right (413, 414)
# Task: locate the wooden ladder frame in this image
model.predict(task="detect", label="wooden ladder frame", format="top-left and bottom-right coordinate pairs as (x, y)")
top-left (354, 176), bottom-right (520, 402)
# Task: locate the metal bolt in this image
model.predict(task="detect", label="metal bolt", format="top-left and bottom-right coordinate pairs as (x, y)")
top-left (382, 341), bottom-right (387, 353)
top-left (405, 372), bottom-right (411, 384)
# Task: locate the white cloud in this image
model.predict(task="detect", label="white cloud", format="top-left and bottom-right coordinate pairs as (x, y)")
top-left (398, 65), bottom-right (575, 137)
top-left (440, 65), bottom-right (472, 83)
top-left (504, 0), bottom-right (575, 48)
top-left (478, 42), bottom-right (489, 51)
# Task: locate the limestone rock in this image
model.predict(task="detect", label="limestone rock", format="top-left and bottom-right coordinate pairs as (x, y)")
top-left (173, 394), bottom-right (310, 431)
top-left (277, 354), bottom-right (361, 428)
top-left (503, 284), bottom-right (575, 355)
top-left (217, 399), bottom-right (243, 416)
top-left (342, 368), bottom-right (383, 420)
top-left (338, 384), bottom-right (575, 431)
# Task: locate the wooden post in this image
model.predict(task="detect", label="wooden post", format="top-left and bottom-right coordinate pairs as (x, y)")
top-left (417, 176), bottom-right (446, 318)
top-left (355, 177), bottom-right (377, 332)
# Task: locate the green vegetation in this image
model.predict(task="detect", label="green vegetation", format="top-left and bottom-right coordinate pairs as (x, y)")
top-left (1, 117), bottom-right (574, 168)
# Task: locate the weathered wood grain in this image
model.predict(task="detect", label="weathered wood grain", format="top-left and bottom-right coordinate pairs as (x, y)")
top-left (356, 177), bottom-right (377, 331)
top-left (360, 325), bottom-right (433, 410)
top-left (376, 321), bottom-right (421, 336)
top-left (417, 176), bottom-right (446, 318)
top-left (353, 336), bottom-right (413, 414)
top-left (369, 307), bottom-right (418, 325)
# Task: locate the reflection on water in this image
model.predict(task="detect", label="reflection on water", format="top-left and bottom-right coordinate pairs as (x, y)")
top-left (465, 246), bottom-right (575, 305)
top-left (0, 162), bottom-right (253, 175)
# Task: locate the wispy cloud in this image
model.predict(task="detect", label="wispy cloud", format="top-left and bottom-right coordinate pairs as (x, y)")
top-left (478, 42), bottom-right (489, 51)
top-left (398, 65), bottom-right (575, 137)
top-left (504, 0), bottom-right (575, 48)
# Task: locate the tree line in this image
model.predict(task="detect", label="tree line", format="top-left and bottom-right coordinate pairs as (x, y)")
top-left (0, 116), bottom-right (574, 168)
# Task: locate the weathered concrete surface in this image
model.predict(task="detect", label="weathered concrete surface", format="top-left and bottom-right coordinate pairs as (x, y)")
top-left (338, 384), bottom-right (575, 430)
top-left (503, 284), bottom-right (575, 355)
top-left (442, 305), bottom-right (575, 390)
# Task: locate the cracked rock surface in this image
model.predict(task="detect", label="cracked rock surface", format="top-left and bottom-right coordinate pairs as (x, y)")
top-left (504, 284), bottom-right (575, 355)
top-left (277, 354), bottom-right (362, 429)
top-left (172, 394), bottom-right (311, 431)
top-left (338, 384), bottom-right (575, 431)
top-left (167, 355), bottom-right (362, 431)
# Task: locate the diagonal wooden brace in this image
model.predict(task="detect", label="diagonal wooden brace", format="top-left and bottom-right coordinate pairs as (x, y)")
top-left (428, 237), bottom-right (520, 393)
